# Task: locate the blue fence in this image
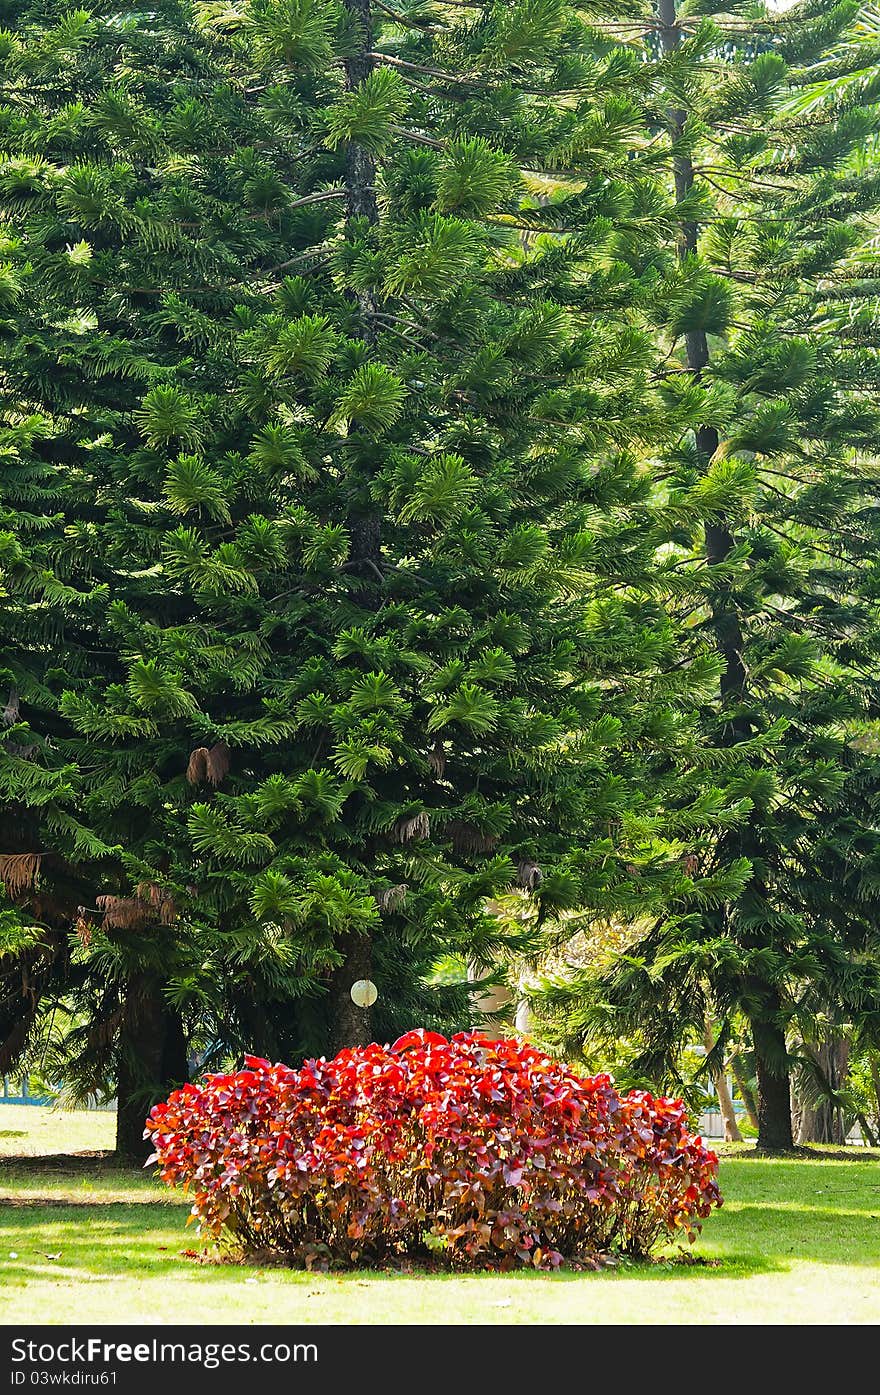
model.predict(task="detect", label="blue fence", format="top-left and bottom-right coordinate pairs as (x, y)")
top-left (1, 1078), bottom-right (53, 1106)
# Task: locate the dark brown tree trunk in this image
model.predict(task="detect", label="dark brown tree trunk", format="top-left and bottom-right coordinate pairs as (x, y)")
top-left (326, 0), bottom-right (382, 1054)
top-left (751, 1014), bottom-right (793, 1151)
top-left (229, 984), bottom-right (281, 1062)
top-left (657, 0), bottom-right (751, 747)
top-left (115, 974), bottom-right (187, 1159)
top-left (328, 932), bottom-right (374, 1054)
top-left (660, 2), bottom-right (792, 1139)
top-left (341, 0), bottom-right (379, 288)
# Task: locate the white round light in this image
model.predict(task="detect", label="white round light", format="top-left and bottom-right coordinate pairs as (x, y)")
top-left (350, 978), bottom-right (378, 1008)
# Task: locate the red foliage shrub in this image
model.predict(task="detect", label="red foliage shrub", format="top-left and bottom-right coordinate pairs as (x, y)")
top-left (146, 1031), bottom-right (720, 1269)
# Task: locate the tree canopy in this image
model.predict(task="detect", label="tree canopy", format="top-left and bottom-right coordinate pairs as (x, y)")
top-left (2, 0), bottom-right (880, 1154)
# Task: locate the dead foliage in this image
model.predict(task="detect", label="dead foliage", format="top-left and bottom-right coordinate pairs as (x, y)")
top-left (514, 858), bottom-right (543, 891)
top-left (376, 883), bottom-right (407, 912)
top-left (0, 852), bottom-right (43, 897)
top-left (1, 685), bottom-right (19, 725)
top-left (393, 812), bottom-right (430, 843)
top-left (96, 882), bottom-right (177, 930)
top-left (446, 820), bottom-right (498, 856)
top-left (186, 742), bottom-right (230, 787)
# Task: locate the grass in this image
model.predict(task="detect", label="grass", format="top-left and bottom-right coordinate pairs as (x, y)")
top-left (1, 1105), bottom-right (879, 1324)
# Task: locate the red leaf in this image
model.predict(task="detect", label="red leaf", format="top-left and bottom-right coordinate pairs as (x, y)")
top-left (390, 1028), bottom-right (448, 1053)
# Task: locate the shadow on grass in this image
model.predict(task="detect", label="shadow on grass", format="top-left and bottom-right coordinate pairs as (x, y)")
top-left (0, 1154), bottom-right (167, 1204)
top-left (3, 1153), bottom-right (879, 1290)
top-left (0, 1219), bottom-right (784, 1288)
top-left (719, 1145), bottom-right (878, 1164)
top-left (0, 1195), bottom-right (176, 1209)
top-left (1, 1152), bottom-right (125, 1172)
top-left (0, 1192), bottom-right (781, 1286)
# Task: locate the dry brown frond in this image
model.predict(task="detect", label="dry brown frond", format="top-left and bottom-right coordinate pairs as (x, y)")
top-left (85, 1005), bottom-right (125, 1053)
top-left (159, 895), bottom-right (178, 925)
top-left (100, 883), bottom-right (178, 930)
top-left (393, 812), bottom-right (431, 843)
top-left (205, 741), bottom-right (230, 786)
top-left (0, 852), bottom-right (43, 897)
top-left (187, 742), bottom-right (230, 787)
top-left (427, 740), bottom-right (446, 777)
top-left (446, 820), bottom-right (498, 855)
top-left (1, 685), bottom-right (20, 726)
top-left (136, 881), bottom-right (162, 908)
top-left (96, 895), bottom-right (150, 931)
top-left (377, 883), bottom-right (407, 912)
top-left (186, 747), bottom-right (209, 784)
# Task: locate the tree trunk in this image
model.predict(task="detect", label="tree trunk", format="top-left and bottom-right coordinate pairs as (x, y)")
top-left (730, 1053), bottom-right (759, 1130)
top-left (660, 3), bottom-right (786, 1139)
top-left (229, 984), bottom-right (281, 1062)
top-left (341, 0), bottom-right (379, 323)
top-left (467, 962), bottom-right (513, 1040)
top-left (796, 1037), bottom-right (850, 1145)
top-left (751, 1014), bottom-right (793, 1151)
top-left (870, 1051), bottom-right (880, 1133)
top-left (342, 0), bottom-right (378, 205)
top-left (115, 974), bottom-right (187, 1159)
top-left (658, 0), bottom-right (751, 744)
top-left (514, 992), bottom-right (532, 1036)
top-left (704, 1022), bottom-right (742, 1142)
top-left (323, 0), bottom-right (382, 1056)
top-left (328, 931), bottom-right (374, 1054)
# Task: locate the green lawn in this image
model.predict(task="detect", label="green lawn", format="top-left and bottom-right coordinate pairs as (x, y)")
top-left (1, 1105), bottom-right (878, 1324)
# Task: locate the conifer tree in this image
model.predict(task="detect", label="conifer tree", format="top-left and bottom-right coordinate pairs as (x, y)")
top-left (0, 0), bottom-right (700, 1147)
top-left (0, 0), bottom-right (305, 1148)
top-left (537, 0), bottom-right (880, 1149)
top-left (141, 0), bottom-right (704, 1062)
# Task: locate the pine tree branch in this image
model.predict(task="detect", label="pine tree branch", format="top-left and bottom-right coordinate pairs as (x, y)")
top-left (389, 126), bottom-right (443, 149)
top-left (371, 318), bottom-right (425, 348)
top-left (390, 70), bottom-right (475, 102)
top-left (286, 190), bottom-right (348, 212)
top-left (371, 0), bottom-right (446, 30)
top-left (370, 49), bottom-right (580, 96)
top-left (758, 514), bottom-right (856, 568)
top-left (373, 310), bottom-right (437, 340)
top-left (266, 249), bottom-right (334, 276)
top-left (697, 167), bottom-right (808, 197)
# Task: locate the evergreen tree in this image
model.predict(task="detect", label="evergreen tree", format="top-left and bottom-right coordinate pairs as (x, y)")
top-left (0, 0), bottom-right (306, 1148)
top-left (139, 0), bottom-right (701, 1063)
top-left (0, 0), bottom-right (696, 1147)
top-left (535, 0), bottom-right (880, 1150)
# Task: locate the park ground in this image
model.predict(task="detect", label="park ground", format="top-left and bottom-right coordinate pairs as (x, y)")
top-left (0, 1106), bottom-right (878, 1324)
